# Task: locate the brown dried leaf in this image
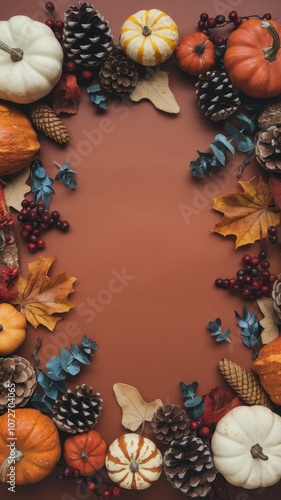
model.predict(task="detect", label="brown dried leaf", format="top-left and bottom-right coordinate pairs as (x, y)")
top-left (12, 256), bottom-right (77, 330)
top-left (257, 297), bottom-right (281, 344)
top-left (4, 167), bottom-right (31, 211)
top-left (130, 68), bottom-right (180, 114)
top-left (113, 383), bottom-right (162, 431)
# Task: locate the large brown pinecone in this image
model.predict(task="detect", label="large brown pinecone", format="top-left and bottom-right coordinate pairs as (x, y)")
top-left (151, 404), bottom-right (190, 445)
top-left (0, 356), bottom-right (37, 410)
top-left (52, 384), bottom-right (103, 434)
top-left (63, 3), bottom-right (113, 69)
top-left (195, 70), bottom-right (241, 121)
top-left (164, 435), bottom-right (216, 497)
top-left (272, 274), bottom-right (281, 319)
top-left (99, 50), bottom-right (138, 95)
top-left (255, 99), bottom-right (281, 172)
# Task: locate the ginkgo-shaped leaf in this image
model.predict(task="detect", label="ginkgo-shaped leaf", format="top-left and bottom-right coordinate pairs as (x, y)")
top-left (212, 177), bottom-right (280, 248)
top-left (12, 255), bottom-right (76, 330)
top-left (130, 68), bottom-right (180, 114)
top-left (257, 297), bottom-right (281, 344)
top-left (113, 383), bottom-right (162, 431)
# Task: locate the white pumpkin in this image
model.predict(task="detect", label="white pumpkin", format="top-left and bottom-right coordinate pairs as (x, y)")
top-left (105, 433), bottom-right (162, 489)
top-left (0, 16), bottom-right (63, 104)
top-left (120, 9), bottom-right (179, 66)
top-left (211, 405), bottom-right (281, 489)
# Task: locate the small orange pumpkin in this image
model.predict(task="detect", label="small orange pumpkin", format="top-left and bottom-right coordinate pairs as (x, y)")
top-left (224, 18), bottom-right (281, 98)
top-left (63, 430), bottom-right (107, 475)
top-left (0, 408), bottom-right (61, 484)
top-left (252, 336), bottom-right (281, 404)
top-left (0, 303), bottom-right (26, 355)
top-left (175, 32), bottom-right (216, 76)
top-left (0, 103), bottom-right (40, 176)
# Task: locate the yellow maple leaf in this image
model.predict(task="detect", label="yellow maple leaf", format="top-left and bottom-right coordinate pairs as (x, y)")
top-left (212, 177), bottom-right (280, 248)
top-left (12, 256), bottom-right (77, 330)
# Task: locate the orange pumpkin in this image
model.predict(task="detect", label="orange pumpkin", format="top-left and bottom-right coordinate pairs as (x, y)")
top-left (175, 32), bottom-right (216, 76)
top-left (0, 103), bottom-right (40, 176)
top-left (0, 303), bottom-right (26, 355)
top-left (224, 18), bottom-right (281, 98)
top-left (63, 430), bottom-right (107, 475)
top-left (252, 336), bottom-right (281, 404)
top-left (0, 408), bottom-right (61, 484)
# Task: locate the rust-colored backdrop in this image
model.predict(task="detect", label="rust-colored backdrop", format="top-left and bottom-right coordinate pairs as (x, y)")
top-left (1, 1), bottom-right (281, 499)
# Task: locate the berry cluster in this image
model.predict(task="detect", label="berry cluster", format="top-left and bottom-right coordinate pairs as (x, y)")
top-left (215, 250), bottom-right (277, 300)
top-left (189, 417), bottom-right (211, 439)
top-left (197, 11), bottom-right (272, 46)
top-left (268, 225), bottom-right (279, 244)
top-left (17, 199), bottom-right (70, 253)
top-left (57, 466), bottom-right (121, 498)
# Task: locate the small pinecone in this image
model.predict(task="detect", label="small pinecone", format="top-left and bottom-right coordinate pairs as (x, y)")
top-left (255, 99), bottom-right (281, 172)
top-left (151, 404), bottom-right (190, 445)
top-left (272, 274), bottom-right (281, 319)
top-left (218, 358), bottom-right (273, 409)
top-left (164, 435), bottom-right (216, 497)
top-left (52, 384), bottom-right (103, 434)
top-left (99, 51), bottom-right (138, 95)
top-left (0, 356), bottom-right (37, 410)
top-left (63, 3), bottom-right (113, 68)
top-left (195, 70), bottom-right (241, 121)
top-left (29, 103), bottom-right (69, 145)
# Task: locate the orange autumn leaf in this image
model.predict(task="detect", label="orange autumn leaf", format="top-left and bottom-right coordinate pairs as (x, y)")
top-left (212, 177), bottom-right (280, 249)
top-left (12, 256), bottom-right (77, 330)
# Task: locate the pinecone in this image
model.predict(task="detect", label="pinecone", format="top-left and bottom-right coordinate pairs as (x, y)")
top-left (195, 70), bottom-right (241, 121)
top-left (29, 103), bottom-right (69, 145)
top-left (272, 274), bottom-right (281, 319)
top-left (99, 50), bottom-right (138, 95)
top-left (63, 3), bottom-right (113, 69)
top-left (0, 356), bottom-right (37, 410)
top-left (151, 404), bottom-right (190, 445)
top-left (218, 358), bottom-right (273, 409)
top-left (255, 99), bottom-right (281, 172)
top-left (164, 435), bottom-right (216, 497)
top-left (52, 384), bottom-right (103, 434)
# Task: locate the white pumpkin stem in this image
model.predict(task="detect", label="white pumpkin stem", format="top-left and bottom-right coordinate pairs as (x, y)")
top-left (0, 40), bottom-right (23, 62)
top-left (0, 448), bottom-right (23, 482)
top-left (250, 443), bottom-right (268, 461)
top-left (142, 26), bottom-right (152, 37)
top-left (261, 19), bottom-right (280, 61)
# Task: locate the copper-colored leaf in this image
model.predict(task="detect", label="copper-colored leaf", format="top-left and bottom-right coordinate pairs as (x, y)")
top-left (113, 383), bottom-right (163, 431)
top-left (212, 177), bottom-right (280, 248)
top-left (130, 68), bottom-right (180, 114)
top-left (52, 74), bottom-right (81, 115)
top-left (4, 167), bottom-right (31, 212)
top-left (12, 256), bottom-right (77, 330)
top-left (257, 297), bottom-right (281, 344)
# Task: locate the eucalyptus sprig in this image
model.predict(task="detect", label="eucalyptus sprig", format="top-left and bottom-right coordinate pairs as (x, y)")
top-left (235, 306), bottom-right (262, 358)
top-left (179, 381), bottom-right (205, 419)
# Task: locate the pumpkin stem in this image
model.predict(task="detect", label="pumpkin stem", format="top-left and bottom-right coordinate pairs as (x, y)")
top-left (0, 40), bottom-right (23, 62)
top-left (0, 447), bottom-right (23, 482)
top-left (129, 460), bottom-right (139, 473)
top-left (250, 443), bottom-right (268, 461)
top-left (0, 325), bottom-right (3, 332)
top-left (142, 26), bottom-right (152, 37)
top-left (80, 451), bottom-right (88, 461)
top-left (194, 43), bottom-right (206, 56)
top-left (261, 19), bottom-right (280, 61)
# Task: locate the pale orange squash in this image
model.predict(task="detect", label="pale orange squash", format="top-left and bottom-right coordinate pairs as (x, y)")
top-left (252, 336), bottom-right (281, 404)
top-left (0, 303), bottom-right (26, 355)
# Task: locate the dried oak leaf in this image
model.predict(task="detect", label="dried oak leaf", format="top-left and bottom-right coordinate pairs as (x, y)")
top-left (4, 167), bottom-right (31, 212)
top-left (51, 74), bottom-right (81, 115)
top-left (257, 297), bottom-right (281, 344)
top-left (212, 177), bottom-right (280, 248)
top-left (129, 68), bottom-right (180, 114)
top-left (113, 383), bottom-right (163, 431)
top-left (12, 255), bottom-right (76, 330)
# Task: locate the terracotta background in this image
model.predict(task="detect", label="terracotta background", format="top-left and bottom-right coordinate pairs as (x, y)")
top-left (1, 0), bottom-right (281, 499)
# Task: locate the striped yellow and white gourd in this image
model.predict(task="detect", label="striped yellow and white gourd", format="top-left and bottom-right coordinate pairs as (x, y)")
top-left (105, 433), bottom-right (163, 490)
top-left (120, 9), bottom-right (179, 66)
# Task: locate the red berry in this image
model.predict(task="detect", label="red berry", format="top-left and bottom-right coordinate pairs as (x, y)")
top-left (189, 420), bottom-right (199, 430)
top-left (55, 20), bottom-right (64, 31)
top-left (45, 18), bottom-right (54, 29)
top-left (268, 225), bottom-right (277, 236)
top-left (65, 61), bottom-right (76, 72)
top-left (233, 17), bottom-right (243, 27)
top-left (261, 260), bottom-right (270, 270)
top-left (102, 490), bottom-right (113, 499)
top-left (45, 1), bottom-right (54, 12)
top-left (23, 223), bottom-right (33, 232)
top-left (86, 481), bottom-right (96, 492)
top-left (29, 210), bottom-right (37, 221)
top-left (29, 235), bottom-right (38, 244)
top-left (215, 278), bottom-right (223, 287)
top-left (37, 239), bottom-right (45, 250)
top-left (250, 257), bottom-right (259, 267)
top-left (197, 20), bottom-right (206, 30)
top-left (242, 254), bottom-right (251, 264)
top-left (36, 204), bottom-right (45, 215)
top-left (112, 486), bottom-right (121, 496)
top-left (42, 213), bottom-right (51, 223)
top-left (251, 281), bottom-right (261, 290)
top-left (269, 274), bottom-right (277, 283)
top-left (29, 200), bottom-right (36, 209)
top-left (20, 229), bottom-right (30, 240)
top-left (81, 69), bottom-right (93, 80)
top-left (200, 13), bottom-right (209, 22)
top-left (215, 15), bottom-right (225, 25)
top-left (214, 36), bottom-right (225, 47)
top-left (55, 32), bottom-right (63, 41)
top-left (21, 199), bottom-right (30, 208)
top-left (72, 468), bottom-right (80, 478)
top-left (60, 221), bottom-right (70, 231)
top-left (229, 10), bottom-right (238, 21)
top-left (199, 426), bottom-right (210, 437)
top-left (27, 243), bottom-right (37, 253)
top-left (263, 13), bottom-right (272, 20)
top-left (207, 17), bottom-right (217, 28)
top-left (201, 29), bottom-right (210, 37)
top-left (21, 207), bottom-right (29, 217)
top-left (62, 466), bottom-right (73, 477)
top-left (51, 210), bottom-right (60, 220)
top-left (261, 284), bottom-right (270, 294)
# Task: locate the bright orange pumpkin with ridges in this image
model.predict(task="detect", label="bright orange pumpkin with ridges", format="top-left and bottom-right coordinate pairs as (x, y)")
top-left (0, 303), bottom-right (26, 355)
top-left (175, 32), bottom-right (216, 76)
top-left (63, 430), bottom-right (107, 475)
top-left (0, 409), bottom-right (61, 484)
top-left (252, 336), bottom-right (281, 404)
top-left (224, 18), bottom-right (281, 98)
top-left (0, 103), bottom-right (40, 176)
